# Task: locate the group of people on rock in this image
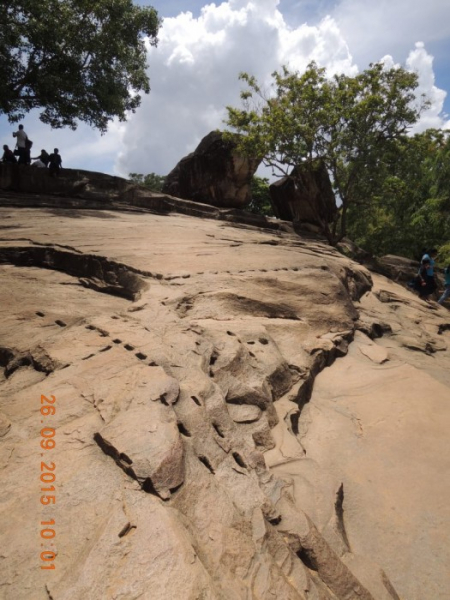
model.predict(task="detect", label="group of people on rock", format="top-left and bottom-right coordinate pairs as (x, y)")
top-left (1, 124), bottom-right (63, 176)
top-left (412, 249), bottom-right (450, 305)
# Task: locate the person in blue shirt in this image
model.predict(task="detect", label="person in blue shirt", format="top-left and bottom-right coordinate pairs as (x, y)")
top-left (419, 249), bottom-right (438, 297)
top-left (438, 265), bottom-right (450, 305)
top-left (421, 248), bottom-right (437, 274)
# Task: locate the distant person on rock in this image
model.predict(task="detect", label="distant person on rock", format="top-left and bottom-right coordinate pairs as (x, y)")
top-left (32, 149), bottom-right (50, 167)
top-left (438, 265), bottom-right (450, 305)
top-left (48, 148), bottom-right (62, 177)
top-left (419, 248), bottom-right (438, 297)
top-left (416, 258), bottom-right (435, 301)
top-left (12, 124), bottom-right (29, 165)
top-left (2, 145), bottom-right (17, 163)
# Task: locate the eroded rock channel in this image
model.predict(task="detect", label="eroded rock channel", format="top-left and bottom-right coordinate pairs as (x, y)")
top-left (1, 201), bottom-right (449, 600)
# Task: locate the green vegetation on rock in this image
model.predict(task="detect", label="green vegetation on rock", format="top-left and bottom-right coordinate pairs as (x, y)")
top-left (129, 172), bottom-right (166, 192)
top-left (248, 176), bottom-right (274, 217)
top-left (225, 62), bottom-right (429, 246)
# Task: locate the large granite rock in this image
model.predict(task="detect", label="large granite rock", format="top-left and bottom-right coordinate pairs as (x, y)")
top-left (162, 131), bottom-right (261, 208)
top-left (0, 178), bottom-right (449, 600)
top-left (269, 161), bottom-right (337, 227)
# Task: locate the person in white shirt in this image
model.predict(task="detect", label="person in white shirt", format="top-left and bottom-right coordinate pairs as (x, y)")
top-left (12, 124), bottom-right (28, 164)
top-left (31, 159), bottom-right (46, 168)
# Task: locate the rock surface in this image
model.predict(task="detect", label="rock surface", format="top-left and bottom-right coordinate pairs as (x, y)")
top-left (162, 131), bottom-right (261, 208)
top-left (0, 180), bottom-right (449, 600)
top-left (269, 161), bottom-right (337, 227)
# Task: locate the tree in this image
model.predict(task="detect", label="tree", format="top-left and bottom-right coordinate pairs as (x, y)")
top-left (248, 176), bottom-right (274, 216)
top-left (225, 62), bottom-right (428, 244)
top-left (129, 172), bottom-right (166, 192)
top-left (0, 0), bottom-right (160, 131)
top-left (346, 129), bottom-right (450, 261)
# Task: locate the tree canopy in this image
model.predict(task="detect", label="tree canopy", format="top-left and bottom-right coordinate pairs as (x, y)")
top-left (129, 172), bottom-right (166, 192)
top-left (225, 62), bottom-right (429, 244)
top-left (0, 0), bottom-right (160, 131)
top-left (346, 129), bottom-right (450, 263)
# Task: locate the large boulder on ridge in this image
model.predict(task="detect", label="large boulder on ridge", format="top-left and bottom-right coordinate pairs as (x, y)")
top-left (269, 161), bottom-right (337, 227)
top-left (162, 131), bottom-right (260, 208)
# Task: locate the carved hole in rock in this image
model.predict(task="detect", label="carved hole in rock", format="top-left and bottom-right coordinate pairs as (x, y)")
top-left (212, 422), bottom-right (225, 438)
top-left (135, 352), bottom-right (147, 360)
top-left (124, 344), bottom-right (135, 351)
top-left (159, 394), bottom-right (169, 406)
top-left (267, 514), bottom-right (282, 526)
top-left (118, 523), bottom-right (136, 538)
top-left (82, 353), bottom-right (96, 361)
top-left (113, 339), bottom-right (122, 344)
top-left (438, 323), bottom-right (450, 335)
top-left (199, 455), bottom-right (215, 474)
top-left (297, 548), bottom-right (318, 572)
top-left (36, 311), bottom-right (45, 317)
top-left (259, 338), bottom-right (269, 345)
top-left (55, 320), bottom-right (66, 327)
top-left (100, 345), bottom-right (112, 353)
top-left (142, 478), bottom-right (159, 495)
top-left (209, 352), bottom-right (218, 366)
top-left (232, 452), bottom-right (247, 469)
top-left (119, 452), bottom-right (133, 465)
top-left (335, 483), bottom-right (351, 551)
top-left (226, 331), bottom-right (236, 336)
top-left (290, 410), bottom-right (301, 436)
top-left (86, 325), bottom-right (96, 330)
top-left (247, 341), bottom-right (255, 345)
top-left (111, 316), bottom-right (119, 320)
top-left (249, 351), bottom-right (256, 358)
top-left (177, 422), bottom-right (191, 437)
top-left (148, 361), bottom-right (158, 367)
top-left (191, 395), bottom-right (202, 407)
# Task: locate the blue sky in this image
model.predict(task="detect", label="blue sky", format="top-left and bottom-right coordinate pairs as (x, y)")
top-left (2, 0), bottom-right (449, 177)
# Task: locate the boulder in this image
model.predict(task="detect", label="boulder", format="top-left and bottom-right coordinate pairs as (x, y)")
top-left (269, 161), bottom-right (337, 226)
top-left (162, 131), bottom-right (260, 208)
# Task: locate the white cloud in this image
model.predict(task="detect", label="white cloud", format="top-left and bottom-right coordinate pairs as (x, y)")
top-left (115, 1), bottom-right (357, 177)
top-left (116, 1), bottom-right (450, 179)
top-left (2, 1), bottom-right (448, 177)
top-left (406, 43), bottom-right (450, 131)
top-left (330, 0), bottom-right (450, 70)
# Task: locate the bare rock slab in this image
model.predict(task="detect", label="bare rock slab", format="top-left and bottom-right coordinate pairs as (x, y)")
top-left (94, 404), bottom-right (184, 499)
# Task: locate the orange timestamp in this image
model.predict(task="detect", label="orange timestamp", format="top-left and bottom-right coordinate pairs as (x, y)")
top-left (39, 394), bottom-right (57, 570)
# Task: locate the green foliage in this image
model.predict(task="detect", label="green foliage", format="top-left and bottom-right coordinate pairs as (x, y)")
top-left (0, 0), bottom-right (160, 131)
top-left (129, 172), bottom-right (166, 192)
top-left (346, 130), bottom-right (450, 261)
top-left (247, 176), bottom-right (274, 216)
top-left (225, 62), bottom-right (428, 244)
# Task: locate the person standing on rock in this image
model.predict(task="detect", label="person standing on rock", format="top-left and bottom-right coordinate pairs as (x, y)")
top-left (438, 265), bottom-right (450, 305)
top-left (420, 249), bottom-right (438, 297)
top-left (1, 145), bottom-right (17, 163)
top-left (48, 148), bottom-right (62, 176)
top-left (12, 124), bottom-right (29, 165)
top-left (416, 258), bottom-right (435, 301)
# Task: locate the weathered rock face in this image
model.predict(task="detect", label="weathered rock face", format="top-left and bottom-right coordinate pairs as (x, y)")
top-left (162, 131), bottom-right (261, 208)
top-left (0, 181), bottom-right (449, 600)
top-left (270, 161), bottom-right (337, 226)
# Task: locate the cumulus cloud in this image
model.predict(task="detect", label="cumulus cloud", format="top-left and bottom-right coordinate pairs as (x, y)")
top-left (115, 0), bottom-right (357, 176)
top-left (2, 0), bottom-right (447, 177)
top-left (115, 0), bottom-right (450, 178)
top-left (331, 0), bottom-right (450, 67)
top-left (406, 43), bottom-right (450, 131)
